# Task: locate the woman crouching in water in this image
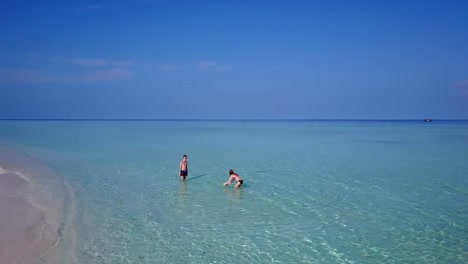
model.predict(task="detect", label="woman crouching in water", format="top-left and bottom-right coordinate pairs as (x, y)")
top-left (224, 169), bottom-right (244, 188)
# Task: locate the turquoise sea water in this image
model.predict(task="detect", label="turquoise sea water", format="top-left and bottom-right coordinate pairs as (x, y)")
top-left (0, 120), bottom-right (467, 263)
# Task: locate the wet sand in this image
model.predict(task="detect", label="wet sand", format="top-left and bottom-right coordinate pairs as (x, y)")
top-left (0, 146), bottom-right (66, 264)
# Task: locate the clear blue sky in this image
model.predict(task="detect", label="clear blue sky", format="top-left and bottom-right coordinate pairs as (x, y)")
top-left (1, 0), bottom-right (467, 119)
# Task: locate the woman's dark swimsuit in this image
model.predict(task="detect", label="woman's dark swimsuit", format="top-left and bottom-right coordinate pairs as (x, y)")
top-left (238, 180), bottom-right (244, 185)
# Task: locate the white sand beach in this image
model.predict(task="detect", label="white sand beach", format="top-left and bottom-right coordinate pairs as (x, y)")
top-left (0, 146), bottom-right (66, 264)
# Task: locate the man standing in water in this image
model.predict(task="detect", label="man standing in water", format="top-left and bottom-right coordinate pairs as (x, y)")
top-left (179, 155), bottom-right (188, 180)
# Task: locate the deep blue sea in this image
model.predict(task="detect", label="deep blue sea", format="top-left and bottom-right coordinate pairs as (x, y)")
top-left (0, 120), bottom-right (467, 263)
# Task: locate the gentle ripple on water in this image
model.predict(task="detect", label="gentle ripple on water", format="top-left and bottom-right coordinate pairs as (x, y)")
top-left (0, 120), bottom-right (467, 263)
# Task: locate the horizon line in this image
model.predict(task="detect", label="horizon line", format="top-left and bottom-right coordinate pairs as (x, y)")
top-left (1, 118), bottom-right (467, 122)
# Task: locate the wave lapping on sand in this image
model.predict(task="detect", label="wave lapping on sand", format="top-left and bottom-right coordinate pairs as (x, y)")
top-left (0, 146), bottom-right (67, 264)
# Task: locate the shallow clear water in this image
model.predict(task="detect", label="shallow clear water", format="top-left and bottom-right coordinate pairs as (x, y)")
top-left (0, 120), bottom-right (467, 263)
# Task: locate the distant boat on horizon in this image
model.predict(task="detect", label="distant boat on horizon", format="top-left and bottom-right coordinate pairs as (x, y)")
top-left (424, 119), bottom-right (433, 122)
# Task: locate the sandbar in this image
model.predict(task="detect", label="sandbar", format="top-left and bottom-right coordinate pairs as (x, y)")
top-left (0, 145), bottom-right (66, 264)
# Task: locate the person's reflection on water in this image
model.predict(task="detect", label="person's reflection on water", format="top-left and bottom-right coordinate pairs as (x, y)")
top-left (177, 180), bottom-right (187, 207)
top-left (223, 185), bottom-right (243, 206)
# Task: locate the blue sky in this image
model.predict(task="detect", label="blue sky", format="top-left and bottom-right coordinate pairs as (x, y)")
top-left (0, 0), bottom-right (467, 119)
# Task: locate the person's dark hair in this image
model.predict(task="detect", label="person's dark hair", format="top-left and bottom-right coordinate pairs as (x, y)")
top-left (229, 169), bottom-right (234, 175)
top-left (183, 155), bottom-right (187, 158)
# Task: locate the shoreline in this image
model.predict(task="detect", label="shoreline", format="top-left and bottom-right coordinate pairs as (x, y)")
top-left (0, 145), bottom-right (73, 264)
